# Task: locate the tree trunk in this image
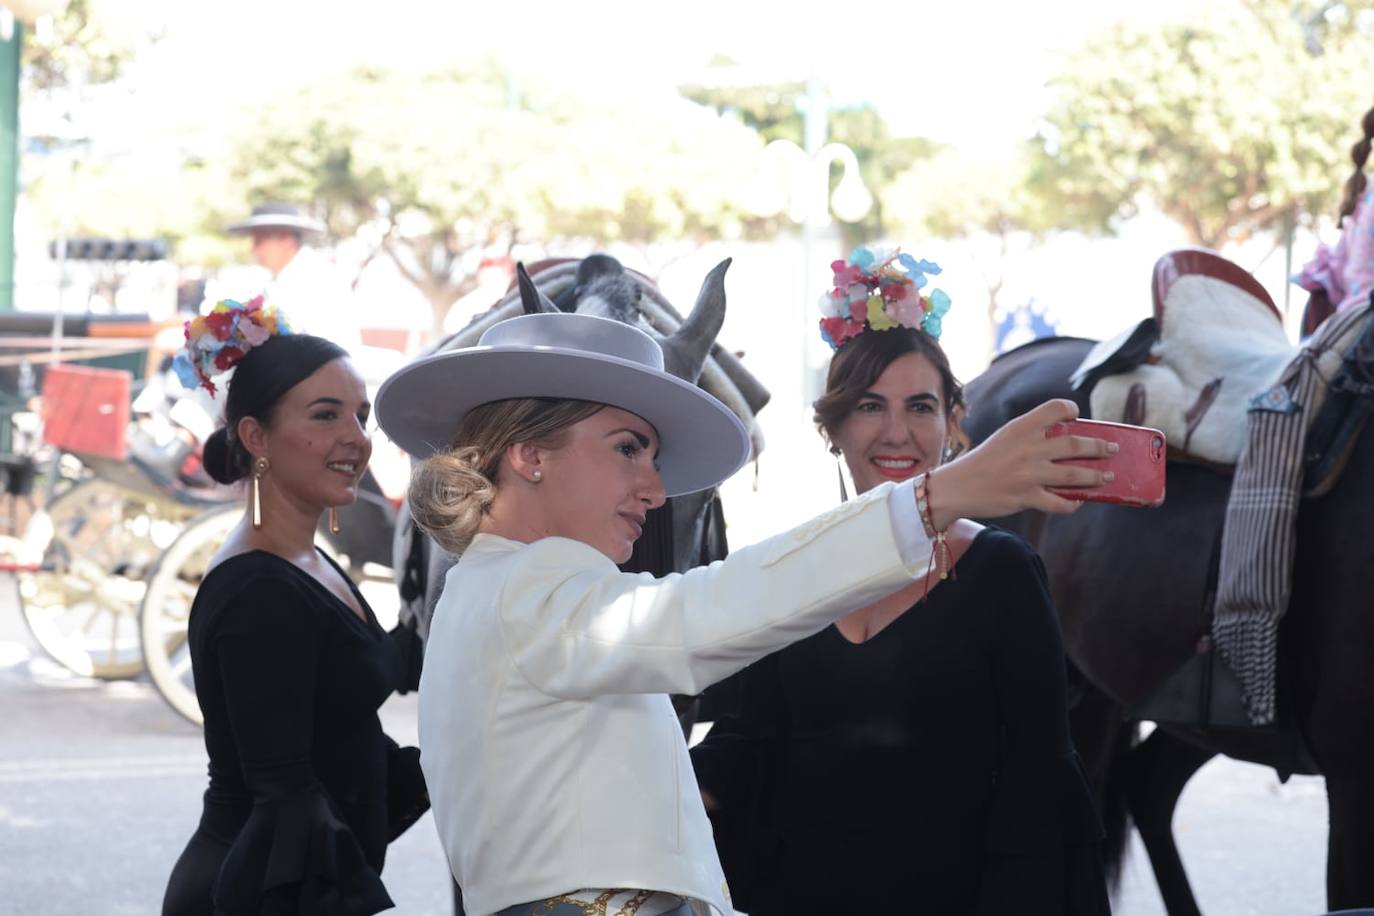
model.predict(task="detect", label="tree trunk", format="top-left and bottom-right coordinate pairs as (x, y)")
top-left (382, 238), bottom-right (469, 343)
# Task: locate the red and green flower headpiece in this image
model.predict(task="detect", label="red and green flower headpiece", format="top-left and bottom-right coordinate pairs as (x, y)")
top-left (173, 296), bottom-right (294, 395)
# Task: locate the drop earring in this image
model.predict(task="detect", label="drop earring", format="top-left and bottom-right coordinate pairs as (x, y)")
top-left (328, 506), bottom-right (340, 534)
top-left (251, 457), bottom-right (270, 530)
top-left (831, 447), bottom-right (849, 502)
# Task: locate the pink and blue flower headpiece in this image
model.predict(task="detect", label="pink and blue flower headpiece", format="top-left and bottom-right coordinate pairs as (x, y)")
top-left (173, 296), bottom-right (293, 395)
top-left (818, 245), bottom-right (952, 350)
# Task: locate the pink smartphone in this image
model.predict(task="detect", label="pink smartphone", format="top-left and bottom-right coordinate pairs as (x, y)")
top-left (1044, 419), bottom-right (1166, 507)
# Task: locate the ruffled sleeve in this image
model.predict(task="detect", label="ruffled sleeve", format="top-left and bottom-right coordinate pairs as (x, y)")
top-left (213, 787), bottom-right (394, 915)
top-left (208, 576), bottom-right (394, 915)
top-left (977, 540), bottom-right (1110, 916)
top-left (1295, 189), bottom-right (1374, 316)
top-left (1295, 238), bottom-right (1346, 302)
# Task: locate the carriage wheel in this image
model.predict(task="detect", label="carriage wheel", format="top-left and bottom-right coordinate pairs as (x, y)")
top-left (139, 505), bottom-right (239, 725)
top-left (140, 505), bottom-right (347, 726)
top-left (18, 479), bottom-right (194, 680)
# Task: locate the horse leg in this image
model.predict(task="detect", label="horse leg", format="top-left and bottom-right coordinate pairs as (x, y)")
top-left (1326, 775), bottom-right (1374, 909)
top-left (1067, 682), bottom-right (1135, 890)
top-left (1128, 729), bottom-right (1216, 916)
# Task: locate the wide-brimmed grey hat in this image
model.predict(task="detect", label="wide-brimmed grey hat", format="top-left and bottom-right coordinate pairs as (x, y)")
top-left (226, 203), bottom-right (326, 236)
top-left (375, 312), bottom-right (751, 496)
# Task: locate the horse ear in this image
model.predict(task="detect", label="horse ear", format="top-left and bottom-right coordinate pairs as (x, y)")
top-left (663, 258), bottom-right (730, 384)
top-left (516, 263), bottom-right (560, 315)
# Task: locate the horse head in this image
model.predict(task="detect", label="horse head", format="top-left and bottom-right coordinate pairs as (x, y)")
top-left (394, 253), bottom-right (769, 640)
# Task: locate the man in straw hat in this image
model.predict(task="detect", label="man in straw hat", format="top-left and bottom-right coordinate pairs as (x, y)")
top-left (375, 264), bottom-right (1114, 916)
top-left (226, 203), bottom-right (361, 352)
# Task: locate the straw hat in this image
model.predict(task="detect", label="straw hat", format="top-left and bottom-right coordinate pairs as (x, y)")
top-left (225, 203), bottom-right (326, 236)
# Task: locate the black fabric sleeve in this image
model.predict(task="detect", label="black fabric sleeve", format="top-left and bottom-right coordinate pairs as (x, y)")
top-left (976, 539), bottom-right (1109, 916)
top-left (383, 736), bottom-right (429, 842)
top-left (209, 576), bottom-right (393, 916)
top-left (688, 649), bottom-right (786, 812)
top-left (689, 649), bottom-right (790, 913)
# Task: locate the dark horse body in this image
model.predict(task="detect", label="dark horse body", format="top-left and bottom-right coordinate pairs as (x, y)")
top-left (963, 336), bottom-right (1374, 914)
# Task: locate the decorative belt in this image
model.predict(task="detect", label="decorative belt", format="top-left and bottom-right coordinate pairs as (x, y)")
top-left (495, 889), bottom-right (691, 916)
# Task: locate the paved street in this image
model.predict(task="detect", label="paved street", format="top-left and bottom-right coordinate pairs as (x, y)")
top-left (0, 577), bottom-right (453, 916)
top-left (0, 572), bottom-right (1333, 916)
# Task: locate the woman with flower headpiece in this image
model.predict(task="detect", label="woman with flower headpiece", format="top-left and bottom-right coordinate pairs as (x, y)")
top-left (690, 247), bottom-right (1111, 915)
top-left (370, 260), bottom-right (1114, 916)
top-left (161, 299), bottom-right (427, 916)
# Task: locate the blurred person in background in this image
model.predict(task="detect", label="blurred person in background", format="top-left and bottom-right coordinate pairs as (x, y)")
top-left (1294, 104), bottom-right (1374, 334)
top-left (225, 202), bottom-right (363, 354)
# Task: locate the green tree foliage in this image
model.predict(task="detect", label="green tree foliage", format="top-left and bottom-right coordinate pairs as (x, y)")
top-left (679, 80), bottom-right (937, 241)
top-left (884, 150), bottom-right (1049, 351)
top-left (1029, 1), bottom-right (1374, 248)
top-left (19, 0), bottom-right (133, 92)
top-left (18, 2), bottom-right (228, 273)
top-left (25, 156), bottom-right (242, 264)
top-left (237, 66), bottom-right (767, 337)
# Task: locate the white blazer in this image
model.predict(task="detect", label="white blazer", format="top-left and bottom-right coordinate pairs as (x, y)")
top-left (419, 481), bottom-right (929, 916)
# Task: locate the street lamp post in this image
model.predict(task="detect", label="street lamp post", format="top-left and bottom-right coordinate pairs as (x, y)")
top-left (1, 0), bottom-right (72, 310)
top-left (0, 10), bottom-right (22, 311)
top-left (756, 135), bottom-right (874, 404)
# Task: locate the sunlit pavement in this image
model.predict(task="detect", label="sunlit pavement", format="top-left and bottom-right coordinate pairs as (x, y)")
top-left (0, 566), bottom-right (1331, 916)
top-left (0, 575), bottom-right (453, 916)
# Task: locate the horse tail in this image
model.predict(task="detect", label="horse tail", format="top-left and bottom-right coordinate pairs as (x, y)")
top-left (1100, 720), bottom-right (1138, 891)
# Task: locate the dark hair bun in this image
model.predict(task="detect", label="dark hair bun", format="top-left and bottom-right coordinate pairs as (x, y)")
top-left (202, 427), bottom-right (247, 485)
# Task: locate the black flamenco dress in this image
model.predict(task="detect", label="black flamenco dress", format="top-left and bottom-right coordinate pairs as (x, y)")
top-left (163, 551), bottom-right (427, 916)
top-left (691, 528), bottom-right (1111, 915)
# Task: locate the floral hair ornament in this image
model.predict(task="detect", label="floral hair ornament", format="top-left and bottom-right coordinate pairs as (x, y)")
top-left (172, 296), bottom-right (294, 395)
top-left (818, 245), bottom-right (952, 350)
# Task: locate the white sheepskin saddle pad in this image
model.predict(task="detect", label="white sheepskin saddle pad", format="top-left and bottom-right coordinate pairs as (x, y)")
top-left (1085, 269), bottom-right (1296, 464)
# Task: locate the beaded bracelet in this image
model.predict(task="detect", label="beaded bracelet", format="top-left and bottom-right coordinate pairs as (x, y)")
top-left (915, 471), bottom-right (954, 589)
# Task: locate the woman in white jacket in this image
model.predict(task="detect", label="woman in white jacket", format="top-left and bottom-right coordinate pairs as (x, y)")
top-left (374, 308), bottom-right (1112, 916)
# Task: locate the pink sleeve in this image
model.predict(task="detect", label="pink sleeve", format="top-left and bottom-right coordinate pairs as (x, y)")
top-left (1336, 189), bottom-right (1374, 313)
top-left (1296, 229), bottom-right (1349, 306)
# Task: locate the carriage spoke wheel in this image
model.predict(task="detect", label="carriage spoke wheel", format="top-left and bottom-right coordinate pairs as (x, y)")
top-left (140, 505), bottom-right (345, 726)
top-left (19, 480), bottom-right (194, 680)
top-left (139, 506), bottom-right (240, 725)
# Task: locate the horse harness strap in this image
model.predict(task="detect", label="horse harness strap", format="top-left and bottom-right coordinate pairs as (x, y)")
top-left (1302, 308), bottom-right (1374, 497)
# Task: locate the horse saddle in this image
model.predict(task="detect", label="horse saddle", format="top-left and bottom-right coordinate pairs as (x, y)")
top-left (1070, 249), bottom-right (1299, 464)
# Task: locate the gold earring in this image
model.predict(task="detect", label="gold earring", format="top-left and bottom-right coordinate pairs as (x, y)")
top-left (251, 457), bottom-right (270, 529)
top-left (328, 506), bottom-right (340, 534)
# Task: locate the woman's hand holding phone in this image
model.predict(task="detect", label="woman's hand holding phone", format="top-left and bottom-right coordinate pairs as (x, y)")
top-left (930, 400), bottom-right (1119, 525)
top-left (1044, 419), bottom-right (1166, 508)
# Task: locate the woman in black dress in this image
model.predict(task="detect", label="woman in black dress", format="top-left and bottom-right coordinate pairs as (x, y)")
top-left (162, 301), bottom-right (426, 916)
top-left (691, 250), bottom-right (1110, 914)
